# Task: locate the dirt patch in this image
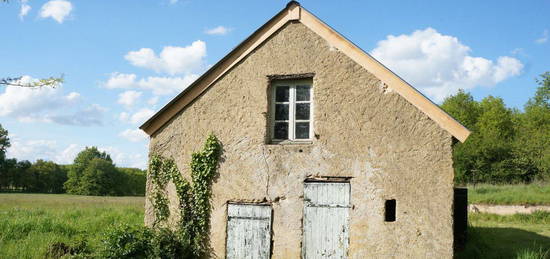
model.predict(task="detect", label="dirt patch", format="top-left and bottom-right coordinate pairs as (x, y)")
top-left (469, 204), bottom-right (550, 215)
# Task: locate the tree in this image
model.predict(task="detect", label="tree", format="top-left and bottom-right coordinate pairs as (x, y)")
top-left (514, 72), bottom-right (550, 181)
top-left (443, 73), bottom-right (550, 184)
top-left (27, 160), bottom-right (67, 193)
top-left (64, 147), bottom-right (113, 195)
top-left (0, 124), bottom-right (11, 190)
top-left (79, 158), bottom-right (118, 196)
top-left (443, 93), bottom-right (519, 183)
top-left (441, 89), bottom-right (480, 130)
top-left (117, 168), bottom-right (147, 196)
top-left (0, 123), bottom-right (9, 161)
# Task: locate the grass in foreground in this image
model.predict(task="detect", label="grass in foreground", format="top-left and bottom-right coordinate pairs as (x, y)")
top-left (468, 184), bottom-right (550, 205)
top-left (457, 211), bottom-right (550, 259)
top-left (0, 193), bottom-right (144, 259)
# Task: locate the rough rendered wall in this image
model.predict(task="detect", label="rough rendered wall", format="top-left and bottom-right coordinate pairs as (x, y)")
top-left (146, 21), bottom-right (455, 258)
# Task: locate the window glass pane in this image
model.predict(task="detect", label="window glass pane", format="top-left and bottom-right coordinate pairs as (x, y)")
top-left (275, 104), bottom-right (289, 120)
top-left (274, 122), bottom-right (288, 140)
top-left (275, 86), bottom-right (289, 102)
top-left (295, 103), bottom-right (310, 120)
top-left (295, 122), bottom-right (310, 139)
top-left (296, 85), bottom-right (311, 101)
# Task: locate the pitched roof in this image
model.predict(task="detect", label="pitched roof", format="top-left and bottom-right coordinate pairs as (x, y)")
top-left (140, 1), bottom-right (471, 142)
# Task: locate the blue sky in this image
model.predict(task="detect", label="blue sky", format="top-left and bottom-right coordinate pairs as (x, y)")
top-left (1, 0), bottom-right (548, 168)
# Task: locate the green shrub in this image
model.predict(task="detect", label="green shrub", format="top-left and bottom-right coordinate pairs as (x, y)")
top-left (44, 236), bottom-right (90, 259)
top-left (100, 224), bottom-right (153, 259)
top-left (151, 228), bottom-right (193, 259)
top-left (100, 224), bottom-right (194, 259)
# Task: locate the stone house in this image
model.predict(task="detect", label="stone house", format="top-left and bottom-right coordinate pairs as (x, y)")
top-left (140, 1), bottom-right (470, 258)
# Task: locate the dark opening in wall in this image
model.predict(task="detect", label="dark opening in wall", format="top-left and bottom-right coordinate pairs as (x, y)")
top-left (385, 199), bottom-right (396, 222)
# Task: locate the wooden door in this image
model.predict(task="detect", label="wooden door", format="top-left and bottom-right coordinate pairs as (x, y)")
top-left (226, 203), bottom-right (272, 259)
top-left (303, 182), bottom-right (350, 259)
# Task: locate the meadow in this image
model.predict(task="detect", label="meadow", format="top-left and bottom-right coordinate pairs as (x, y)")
top-left (468, 184), bottom-right (550, 205)
top-left (0, 194), bottom-right (144, 258)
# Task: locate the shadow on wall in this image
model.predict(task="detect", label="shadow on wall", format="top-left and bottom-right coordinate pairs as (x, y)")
top-left (455, 227), bottom-right (550, 259)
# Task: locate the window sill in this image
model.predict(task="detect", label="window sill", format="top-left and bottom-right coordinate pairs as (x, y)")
top-left (268, 140), bottom-right (313, 145)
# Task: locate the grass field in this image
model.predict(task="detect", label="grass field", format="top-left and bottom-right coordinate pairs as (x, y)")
top-left (468, 184), bottom-right (550, 205)
top-left (0, 193), bottom-right (144, 259)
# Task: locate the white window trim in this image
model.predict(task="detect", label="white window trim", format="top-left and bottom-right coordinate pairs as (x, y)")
top-left (270, 79), bottom-right (313, 143)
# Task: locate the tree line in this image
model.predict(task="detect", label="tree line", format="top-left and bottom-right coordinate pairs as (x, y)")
top-left (442, 72), bottom-right (550, 184)
top-left (0, 130), bottom-right (145, 196)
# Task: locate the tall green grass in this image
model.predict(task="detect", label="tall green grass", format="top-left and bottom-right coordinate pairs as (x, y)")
top-left (457, 212), bottom-right (550, 259)
top-left (0, 193), bottom-right (144, 259)
top-left (468, 184), bottom-right (550, 205)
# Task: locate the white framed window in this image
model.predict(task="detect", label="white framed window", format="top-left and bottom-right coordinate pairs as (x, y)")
top-left (270, 79), bottom-right (313, 142)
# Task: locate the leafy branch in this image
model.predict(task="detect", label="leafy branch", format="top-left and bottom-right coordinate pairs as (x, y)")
top-left (0, 76), bottom-right (64, 88)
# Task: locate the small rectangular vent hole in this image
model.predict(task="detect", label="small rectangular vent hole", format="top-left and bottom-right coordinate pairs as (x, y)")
top-left (385, 199), bottom-right (396, 222)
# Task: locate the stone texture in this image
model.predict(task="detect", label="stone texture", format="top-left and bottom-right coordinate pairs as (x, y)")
top-left (146, 21), bottom-right (455, 258)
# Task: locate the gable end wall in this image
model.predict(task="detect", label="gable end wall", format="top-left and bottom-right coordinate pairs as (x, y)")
top-left (147, 22), bottom-right (454, 258)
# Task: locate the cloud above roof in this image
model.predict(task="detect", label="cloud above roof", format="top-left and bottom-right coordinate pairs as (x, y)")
top-left (124, 40), bottom-right (207, 75)
top-left (205, 26), bottom-right (232, 35)
top-left (39, 0), bottom-right (73, 23)
top-left (371, 27), bottom-right (523, 102)
top-left (104, 72), bottom-right (199, 96)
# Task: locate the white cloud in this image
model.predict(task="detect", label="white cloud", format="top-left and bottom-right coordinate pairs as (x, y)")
top-left (66, 92), bottom-right (80, 101)
top-left (136, 75), bottom-right (199, 95)
top-left (104, 72), bottom-right (137, 89)
top-left (118, 90), bottom-right (142, 108)
top-left (535, 29), bottom-right (548, 44)
top-left (119, 111), bottom-right (129, 122)
top-left (104, 72), bottom-right (199, 96)
top-left (119, 129), bottom-right (148, 142)
top-left (124, 40), bottom-right (206, 75)
top-left (0, 76), bottom-right (72, 116)
top-left (19, 0), bottom-right (31, 20)
top-left (48, 104), bottom-right (106, 126)
top-left (147, 96), bottom-right (159, 105)
top-left (39, 0), bottom-right (72, 23)
top-left (99, 146), bottom-right (147, 169)
top-left (130, 108), bottom-right (155, 125)
top-left (7, 138), bottom-right (57, 162)
top-left (169, 0), bottom-right (178, 4)
top-left (0, 78), bottom-right (105, 126)
top-left (205, 26), bottom-right (232, 35)
top-left (511, 48), bottom-right (525, 56)
top-left (371, 27), bottom-right (524, 102)
top-left (55, 144), bottom-right (81, 164)
top-left (6, 136), bottom-right (79, 164)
